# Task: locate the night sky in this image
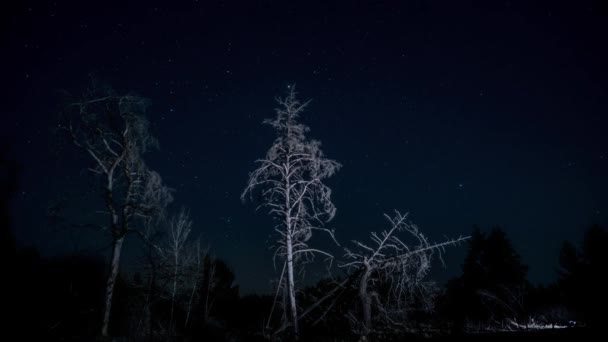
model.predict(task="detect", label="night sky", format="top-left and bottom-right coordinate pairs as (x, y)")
top-left (2, 0), bottom-right (607, 294)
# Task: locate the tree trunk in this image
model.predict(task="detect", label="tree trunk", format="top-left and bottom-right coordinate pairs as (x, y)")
top-left (101, 235), bottom-right (125, 336)
top-left (203, 257), bottom-right (214, 322)
top-left (147, 258), bottom-right (156, 340)
top-left (360, 267), bottom-right (372, 335)
top-left (170, 252), bottom-right (178, 333)
top-left (184, 276), bottom-right (198, 329)
top-left (286, 233), bottom-right (299, 338)
top-left (284, 168), bottom-right (299, 338)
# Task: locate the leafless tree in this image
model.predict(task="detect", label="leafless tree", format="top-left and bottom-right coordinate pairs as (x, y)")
top-left (61, 87), bottom-right (173, 336)
top-left (132, 220), bottom-right (166, 339)
top-left (161, 208), bottom-right (192, 332)
top-left (341, 210), bottom-right (469, 336)
top-left (242, 85), bottom-right (341, 337)
top-left (131, 209), bottom-right (205, 339)
top-left (201, 253), bottom-right (217, 322)
top-left (183, 238), bottom-right (204, 329)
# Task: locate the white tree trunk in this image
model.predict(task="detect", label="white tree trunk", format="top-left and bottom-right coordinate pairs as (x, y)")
top-left (286, 232), bottom-right (299, 337)
top-left (284, 169), bottom-right (299, 338)
top-left (184, 276), bottom-right (198, 328)
top-left (101, 235), bottom-right (125, 336)
top-left (64, 91), bottom-right (173, 337)
top-left (170, 250), bottom-right (178, 333)
top-left (360, 267), bottom-right (372, 334)
top-left (242, 87), bottom-right (340, 337)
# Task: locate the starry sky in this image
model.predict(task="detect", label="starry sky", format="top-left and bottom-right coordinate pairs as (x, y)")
top-left (2, 0), bottom-right (607, 294)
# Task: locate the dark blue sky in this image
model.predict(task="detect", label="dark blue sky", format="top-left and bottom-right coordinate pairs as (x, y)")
top-left (2, 0), bottom-right (607, 293)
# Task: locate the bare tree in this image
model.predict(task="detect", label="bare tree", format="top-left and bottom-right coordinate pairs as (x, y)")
top-left (131, 211), bottom-right (205, 339)
top-left (162, 208), bottom-right (192, 332)
top-left (341, 211), bottom-right (468, 336)
top-left (242, 85), bottom-right (341, 337)
top-left (128, 217), bottom-right (169, 339)
top-left (183, 238), bottom-right (204, 329)
top-left (201, 253), bottom-right (217, 323)
top-left (61, 87), bottom-right (173, 336)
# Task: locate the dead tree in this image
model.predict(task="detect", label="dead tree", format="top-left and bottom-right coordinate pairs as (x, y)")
top-left (242, 85), bottom-right (341, 337)
top-left (341, 211), bottom-right (468, 336)
top-left (61, 88), bottom-right (173, 336)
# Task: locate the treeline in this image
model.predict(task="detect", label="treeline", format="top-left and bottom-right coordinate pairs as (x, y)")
top-left (4, 221), bottom-right (606, 341)
top-left (439, 226), bottom-right (608, 332)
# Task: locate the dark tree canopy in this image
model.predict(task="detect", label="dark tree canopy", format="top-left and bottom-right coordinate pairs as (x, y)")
top-left (442, 226), bottom-right (529, 328)
top-left (558, 225), bottom-right (608, 327)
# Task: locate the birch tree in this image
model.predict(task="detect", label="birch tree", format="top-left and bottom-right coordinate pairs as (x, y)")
top-left (61, 87), bottom-right (173, 336)
top-left (242, 86), bottom-right (341, 337)
top-left (341, 211), bottom-right (468, 336)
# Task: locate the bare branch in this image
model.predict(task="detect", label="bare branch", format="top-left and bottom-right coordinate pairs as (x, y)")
top-left (340, 210), bottom-right (469, 336)
top-left (242, 86), bottom-right (341, 337)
